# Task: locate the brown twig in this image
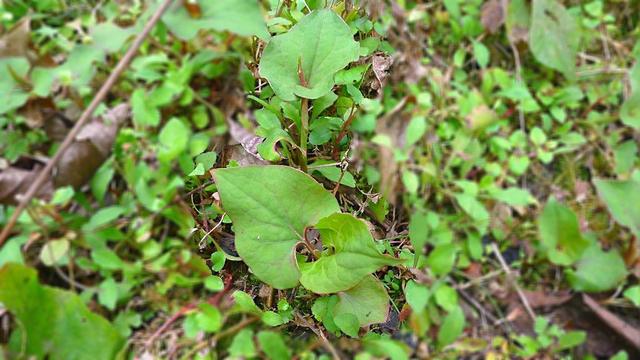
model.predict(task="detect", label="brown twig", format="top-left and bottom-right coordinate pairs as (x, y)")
top-left (0, 0), bottom-right (176, 246)
top-left (491, 243), bottom-right (536, 322)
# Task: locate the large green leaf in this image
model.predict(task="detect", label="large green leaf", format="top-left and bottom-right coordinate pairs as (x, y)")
top-left (161, 0), bottom-right (269, 40)
top-left (333, 275), bottom-right (390, 327)
top-left (538, 198), bottom-right (590, 265)
top-left (213, 166), bottom-right (339, 289)
top-left (0, 263), bottom-right (125, 360)
top-left (594, 178), bottom-right (640, 238)
top-left (299, 213), bottom-right (401, 293)
top-left (259, 9), bottom-right (360, 101)
top-left (529, 0), bottom-right (580, 79)
top-left (567, 246), bottom-right (628, 292)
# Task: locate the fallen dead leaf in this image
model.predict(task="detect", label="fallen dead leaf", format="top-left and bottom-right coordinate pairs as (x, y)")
top-left (0, 165), bottom-right (54, 205)
top-left (0, 104), bottom-right (129, 205)
top-left (371, 54), bottom-right (392, 90)
top-left (481, 0), bottom-right (504, 34)
top-left (0, 17), bottom-right (30, 58)
top-left (54, 103), bottom-right (129, 188)
top-left (228, 119), bottom-right (263, 160)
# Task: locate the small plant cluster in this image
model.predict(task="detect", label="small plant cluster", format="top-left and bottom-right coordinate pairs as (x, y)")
top-left (0, 0), bottom-right (639, 359)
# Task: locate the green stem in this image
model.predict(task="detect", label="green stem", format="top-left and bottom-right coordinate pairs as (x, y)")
top-left (300, 98), bottom-right (309, 172)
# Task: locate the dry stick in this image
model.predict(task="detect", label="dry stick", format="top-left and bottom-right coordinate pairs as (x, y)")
top-left (0, 0), bottom-right (175, 246)
top-left (500, 0), bottom-right (527, 189)
top-left (490, 243), bottom-right (536, 322)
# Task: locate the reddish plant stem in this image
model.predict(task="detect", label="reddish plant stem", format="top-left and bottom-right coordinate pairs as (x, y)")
top-left (332, 105), bottom-right (357, 160)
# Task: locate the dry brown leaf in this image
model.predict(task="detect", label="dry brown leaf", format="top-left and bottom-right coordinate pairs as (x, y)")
top-left (371, 54), bottom-right (392, 90)
top-left (0, 17), bottom-right (30, 58)
top-left (0, 165), bottom-right (54, 205)
top-left (481, 0), bottom-right (505, 34)
top-left (54, 104), bottom-right (129, 188)
top-left (224, 144), bottom-right (268, 167)
top-left (228, 119), bottom-right (263, 160)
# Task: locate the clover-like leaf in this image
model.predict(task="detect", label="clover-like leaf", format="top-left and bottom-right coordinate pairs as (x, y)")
top-left (299, 213), bottom-right (401, 294)
top-left (213, 166), bottom-right (339, 289)
top-left (259, 9), bottom-right (360, 102)
top-left (333, 275), bottom-right (390, 327)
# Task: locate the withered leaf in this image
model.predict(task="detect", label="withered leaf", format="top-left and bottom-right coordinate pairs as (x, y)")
top-left (481, 0), bottom-right (505, 34)
top-left (0, 17), bottom-right (30, 59)
top-left (54, 104), bottom-right (129, 188)
top-left (0, 165), bottom-right (54, 205)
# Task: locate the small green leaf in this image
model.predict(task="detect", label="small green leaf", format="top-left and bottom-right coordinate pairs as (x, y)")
top-left (259, 10), bottom-right (360, 101)
top-left (437, 305), bottom-right (466, 347)
top-left (363, 333), bottom-right (411, 360)
top-left (529, 0), bottom-right (580, 78)
top-left (210, 251), bottom-right (226, 272)
top-left (408, 210), bottom-right (429, 255)
top-left (98, 277), bottom-right (119, 311)
top-left (490, 187), bottom-right (537, 207)
top-left (131, 88), bottom-right (160, 127)
top-left (204, 275), bottom-right (224, 292)
top-left (231, 291), bottom-right (263, 315)
top-left (299, 213), bottom-right (401, 293)
top-left (312, 296), bottom-right (340, 334)
top-left (454, 193), bottom-right (489, 232)
top-left (434, 284), bottom-right (458, 312)
top-left (214, 166), bottom-right (340, 289)
top-left (405, 116), bottom-right (427, 147)
top-left (426, 243), bottom-right (458, 276)
top-left (594, 178), bottom-right (640, 238)
top-left (404, 280), bottom-right (429, 313)
top-left (472, 41), bottom-right (490, 68)
top-left (39, 239), bottom-right (69, 267)
top-left (257, 331), bottom-right (291, 360)
top-left (556, 331), bottom-right (586, 351)
top-left (334, 313), bottom-right (360, 337)
top-left (262, 311), bottom-right (286, 326)
top-left (621, 92), bottom-right (640, 129)
top-left (195, 303), bottom-right (222, 333)
top-left (333, 275), bottom-right (390, 327)
top-left (623, 286), bottom-right (640, 307)
top-left (229, 329), bottom-right (257, 358)
top-left (158, 118), bottom-right (191, 163)
top-left (538, 199), bottom-right (590, 265)
top-left (567, 246), bottom-right (627, 292)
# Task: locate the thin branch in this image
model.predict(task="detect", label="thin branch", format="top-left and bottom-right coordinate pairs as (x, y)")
top-left (0, 0), bottom-right (176, 246)
top-left (491, 243), bottom-right (536, 322)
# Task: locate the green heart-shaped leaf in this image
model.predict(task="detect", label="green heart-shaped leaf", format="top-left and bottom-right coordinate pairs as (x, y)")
top-left (299, 213), bottom-right (401, 294)
top-left (259, 9), bottom-right (360, 102)
top-left (213, 166), bottom-right (339, 289)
